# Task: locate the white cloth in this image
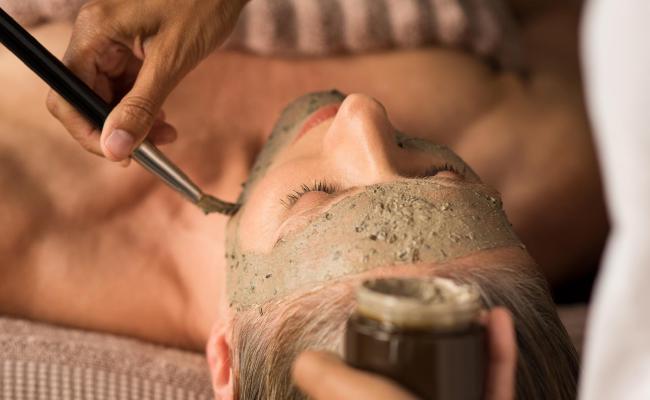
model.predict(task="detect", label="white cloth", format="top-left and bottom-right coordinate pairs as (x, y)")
top-left (580, 1), bottom-right (650, 399)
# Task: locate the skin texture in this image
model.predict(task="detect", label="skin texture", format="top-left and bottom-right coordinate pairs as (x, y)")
top-left (229, 179), bottom-right (521, 309)
top-left (0, 2), bottom-right (605, 350)
top-left (227, 92), bottom-right (522, 309)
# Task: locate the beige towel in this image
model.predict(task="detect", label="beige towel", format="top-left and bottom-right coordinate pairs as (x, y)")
top-left (0, 317), bottom-right (213, 400)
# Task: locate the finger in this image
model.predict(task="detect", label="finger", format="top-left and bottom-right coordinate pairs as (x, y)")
top-left (292, 351), bottom-right (418, 400)
top-left (96, 42), bottom-right (132, 79)
top-left (484, 308), bottom-right (517, 400)
top-left (46, 32), bottom-right (105, 155)
top-left (148, 120), bottom-right (178, 146)
top-left (46, 90), bottom-right (103, 155)
top-left (100, 43), bottom-right (182, 160)
top-left (46, 7), bottom-right (125, 156)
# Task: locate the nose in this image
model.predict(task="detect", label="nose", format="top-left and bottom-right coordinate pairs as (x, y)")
top-left (323, 94), bottom-right (398, 185)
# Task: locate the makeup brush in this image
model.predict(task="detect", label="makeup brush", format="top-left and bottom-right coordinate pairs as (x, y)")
top-left (0, 7), bottom-right (239, 216)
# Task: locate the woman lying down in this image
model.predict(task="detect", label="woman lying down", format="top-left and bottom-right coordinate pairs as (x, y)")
top-left (0, 87), bottom-right (580, 398)
top-left (0, 2), bottom-right (589, 399)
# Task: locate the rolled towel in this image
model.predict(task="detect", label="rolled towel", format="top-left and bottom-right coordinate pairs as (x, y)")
top-left (0, 0), bottom-right (521, 67)
top-left (225, 0), bottom-right (521, 67)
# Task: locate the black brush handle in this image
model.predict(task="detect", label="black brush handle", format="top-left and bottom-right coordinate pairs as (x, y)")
top-left (0, 7), bottom-right (109, 128)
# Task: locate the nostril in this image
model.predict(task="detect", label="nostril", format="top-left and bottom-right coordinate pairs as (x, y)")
top-left (337, 94), bottom-right (387, 120)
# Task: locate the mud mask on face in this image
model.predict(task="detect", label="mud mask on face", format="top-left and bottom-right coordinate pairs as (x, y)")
top-left (226, 180), bottom-right (521, 310)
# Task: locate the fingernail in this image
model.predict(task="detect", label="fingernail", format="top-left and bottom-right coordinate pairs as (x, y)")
top-left (105, 129), bottom-right (134, 159)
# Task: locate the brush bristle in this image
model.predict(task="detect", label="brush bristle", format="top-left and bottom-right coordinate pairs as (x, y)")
top-left (197, 195), bottom-right (240, 216)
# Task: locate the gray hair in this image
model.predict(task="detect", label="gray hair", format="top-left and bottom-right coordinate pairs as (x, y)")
top-left (231, 263), bottom-right (579, 399)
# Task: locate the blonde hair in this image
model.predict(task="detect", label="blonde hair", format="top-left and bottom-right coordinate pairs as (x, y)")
top-left (231, 263), bottom-right (579, 399)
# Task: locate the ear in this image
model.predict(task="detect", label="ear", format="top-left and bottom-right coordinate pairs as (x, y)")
top-left (207, 321), bottom-right (234, 400)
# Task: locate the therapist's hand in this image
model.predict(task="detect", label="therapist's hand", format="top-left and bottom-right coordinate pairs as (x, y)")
top-left (46, 0), bottom-right (247, 161)
top-left (292, 307), bottom-right (517, 400)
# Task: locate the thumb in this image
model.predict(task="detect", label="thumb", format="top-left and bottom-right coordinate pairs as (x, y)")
top-left (484, 308), bottom-right (517, 400)
top-left (293, 351), bottom-right (418, 400)
top-left (100, 56), bottom-right (174, 161)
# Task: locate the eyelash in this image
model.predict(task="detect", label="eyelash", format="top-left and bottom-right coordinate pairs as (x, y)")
top-left (281, 164), bottom-right (461, 208)
top-left (282, 180), bottom-right (339, 208)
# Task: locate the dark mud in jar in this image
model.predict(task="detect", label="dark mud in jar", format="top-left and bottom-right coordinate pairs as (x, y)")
top-left (345, 277), bottom-right (486, 400)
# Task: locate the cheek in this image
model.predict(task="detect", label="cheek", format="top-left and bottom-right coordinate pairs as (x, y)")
top-left (238, 207), bottom-right (271, 253)
top-left (392, 149), bottom-right (434, 175)
top-left (237, 186), bottom-right (281, 252)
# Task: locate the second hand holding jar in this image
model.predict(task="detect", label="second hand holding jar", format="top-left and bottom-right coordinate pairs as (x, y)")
top-left (345, 277), bottom-right (486, 400)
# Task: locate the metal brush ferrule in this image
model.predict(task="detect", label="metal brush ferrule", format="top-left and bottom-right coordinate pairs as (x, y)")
top-left (133, 141), bottom-right (203, 204)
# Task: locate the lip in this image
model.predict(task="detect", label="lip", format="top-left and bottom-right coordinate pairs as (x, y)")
top-left (293, 103), bottom-right (341, 143)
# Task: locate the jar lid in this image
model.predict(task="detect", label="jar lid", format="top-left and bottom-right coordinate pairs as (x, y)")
top-left (356, 277), bottom-right (482, 330)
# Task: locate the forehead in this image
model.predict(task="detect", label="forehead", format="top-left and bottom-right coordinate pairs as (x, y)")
top-left (227, 180), bottom-right (520, 310)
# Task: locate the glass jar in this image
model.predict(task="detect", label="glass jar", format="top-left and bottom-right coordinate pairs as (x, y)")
top-left (344, 277), bottom-right (486, 400)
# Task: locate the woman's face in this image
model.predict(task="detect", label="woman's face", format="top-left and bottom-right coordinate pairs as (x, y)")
top-left (226, 92), bottom-right (522, 310)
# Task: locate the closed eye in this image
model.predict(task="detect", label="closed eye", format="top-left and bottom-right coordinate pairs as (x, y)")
top-left (281, 180), bottom-right (339, 209)
top-left (280, 164), bottom-right (461, 209)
